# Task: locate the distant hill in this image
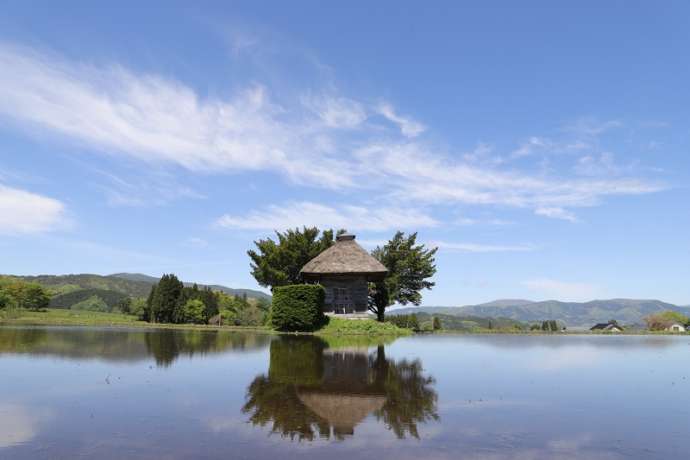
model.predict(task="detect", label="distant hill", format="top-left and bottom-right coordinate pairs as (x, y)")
top-left (13, 273), bottom-right (153, 298)
top-left (7, 273), bottom-right (271, 310)
top-left (109, 273), bottom-right (271, 301)
top-left (415, 312), bottom-right (526, 331)
top-left (393, 298), bottom-right (690, 327)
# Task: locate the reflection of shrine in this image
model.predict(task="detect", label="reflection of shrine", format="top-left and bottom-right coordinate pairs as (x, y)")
top-left (243, 336), bottom-right (438, 440)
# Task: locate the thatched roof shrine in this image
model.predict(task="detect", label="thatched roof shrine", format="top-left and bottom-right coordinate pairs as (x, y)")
top-left (300, 234), bottom-right (387, 281)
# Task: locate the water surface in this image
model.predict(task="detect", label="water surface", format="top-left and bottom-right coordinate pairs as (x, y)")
top-left (1, 327), bottom-right (688, 459)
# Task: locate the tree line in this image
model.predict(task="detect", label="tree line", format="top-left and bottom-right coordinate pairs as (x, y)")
top-left (143, 274), bottom-right (269, 325)
top-left (0, 276), bottom-right (50, 311)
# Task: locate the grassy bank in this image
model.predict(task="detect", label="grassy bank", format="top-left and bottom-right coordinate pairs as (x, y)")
top-left (315, 317), bottom-right (411, 336)
top-left (0, 308), bottom-right (274, 332)
top-left (0, 309), bottom-right (409, 336)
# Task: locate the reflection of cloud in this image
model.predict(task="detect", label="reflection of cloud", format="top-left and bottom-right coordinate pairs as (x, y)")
top-left (439, 398), bottom-right (535, 411)
top-left (0, 403), bottom-right (52, 448)
top-left (206, 415), bottom-right (246, 433)
top-left (529, 347), bottom-right (601, 371)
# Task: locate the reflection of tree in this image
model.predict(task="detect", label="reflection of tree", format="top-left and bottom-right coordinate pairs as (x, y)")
top-left (242, 337), bottom-right (438, 441)
top-left (0, 327), bottom-right (271, 366)
top-left (144, 330), bottom-right (272, 366)
top-left (371, 346), bottom-right (439, 439)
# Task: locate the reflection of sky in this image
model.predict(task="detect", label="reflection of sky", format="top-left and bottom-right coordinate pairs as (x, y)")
top-left (0, 330), bottom-right (689, 459)
top-left (0, 403), bottom-right (52, 448)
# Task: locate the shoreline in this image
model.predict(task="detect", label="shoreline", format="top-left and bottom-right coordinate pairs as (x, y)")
top-left (1, 309), bottom-right (687, 336)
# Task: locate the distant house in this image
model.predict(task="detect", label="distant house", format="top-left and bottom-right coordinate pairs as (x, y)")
top-left (590, 321), bottom-right (623, 333)
top-left (300, 234), bottom-right (387, 318)
top-left (665, 323), bottom-right (686, 333)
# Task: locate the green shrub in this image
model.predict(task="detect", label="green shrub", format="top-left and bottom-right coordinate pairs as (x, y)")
top-left (271, 284), bottom-right (325, 332)
top-left (386, 314), bottom-right (420, 331)
top-left (317, 317), bottom-right (411, 335)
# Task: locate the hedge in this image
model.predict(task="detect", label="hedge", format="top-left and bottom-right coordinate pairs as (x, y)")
top-left (271, 284), bottom-right (325, 332)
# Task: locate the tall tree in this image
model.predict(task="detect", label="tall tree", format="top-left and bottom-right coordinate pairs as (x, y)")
top-left (368, 232), bottom-right (437, 321)
top-left (248, 227), bottom-right (339, 290)
top-left (147, 274), bottom-right (184, 323)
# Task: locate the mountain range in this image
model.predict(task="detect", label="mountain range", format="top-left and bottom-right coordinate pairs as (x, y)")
top-left (8, 272), bottom-right (271, 302)
top-left (392, 299), bottom-right (690, 327)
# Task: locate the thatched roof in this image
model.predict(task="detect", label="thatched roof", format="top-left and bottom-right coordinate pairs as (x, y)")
top-left (297, 391), bottom-right (386, 431)
top-left (300, 234), bottom-right (387, 280)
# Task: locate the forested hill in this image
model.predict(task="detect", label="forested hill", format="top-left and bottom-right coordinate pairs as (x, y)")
top-left (109, 273), bottom-right (271, 300)
top-left (8, 273), bottom-right (270, 301)
top-left (392, 299), bottom-right (690, 327)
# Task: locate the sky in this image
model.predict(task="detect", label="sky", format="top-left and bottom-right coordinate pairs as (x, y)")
top-left (1, 1), bottom-right (689, 306)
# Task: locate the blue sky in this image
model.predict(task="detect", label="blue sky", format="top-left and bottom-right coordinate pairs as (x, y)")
top-left (1, 1), bottom-right (689, 305)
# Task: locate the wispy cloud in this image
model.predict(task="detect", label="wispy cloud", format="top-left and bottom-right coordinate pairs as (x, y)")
top-left (183, 237), bottom-right (209, 248)
top-left (563, 117), bottom-right (623, 137)
top-left (94, 170), bottom-right (205, 207)
top-left (0, 42), bottom-right (665, 223)
top-left (0, 43), bottom-right (357, 189)
top-left (302, 93), bottom-right (367, 129)
top-left (522, 278), bottom-right (602, 301)
top-left (0, 184), bottom-right (67, 235)
top-left (376, 103), bottom-right (426, 138)
top-left (355, 142), bottom-right (663, 221)
top-left (534, 206), bottom-right (578, 222)
top-left (431, 241), bottom-right (535, 253)
top-left (216, 201), bottom-right (438, 232)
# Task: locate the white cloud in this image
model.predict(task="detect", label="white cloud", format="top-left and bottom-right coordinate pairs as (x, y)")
top-left (302, 94), bottom-right (367, 128)
top-left (216, 201), bottom-right (438, 232)
top-left (0, 184), bottom-right (66, 235)
top-left (522, 278), bottom-right (602, 301)
top-left (377, 103), bottom-right (426, 138)
top-left (430, 241), bottom-right (535, 253)
top-left (535, 207), bottom-right (578, 222)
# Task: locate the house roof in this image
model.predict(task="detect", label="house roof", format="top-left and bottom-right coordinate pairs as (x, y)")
top-left (297, 391), bottom-right (386, 432)
top-left (590, 322), bottom-right (623, 331)
top-left (300, 234), bottom-right (388, 279)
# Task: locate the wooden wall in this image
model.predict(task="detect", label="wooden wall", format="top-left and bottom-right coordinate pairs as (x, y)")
top-left (320, 275), bottom-right (369, 313)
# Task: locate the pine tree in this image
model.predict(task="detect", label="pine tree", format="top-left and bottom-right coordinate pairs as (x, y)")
top-left (149, 274), bottom-right (184, 323)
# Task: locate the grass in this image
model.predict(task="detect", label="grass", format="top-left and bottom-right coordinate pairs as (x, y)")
top-left (0, 308), bottom-right (274, 333)
top-left (315, 316), bottom-right (411, 336)
top-left (0, 308), bottom-right (144, 326)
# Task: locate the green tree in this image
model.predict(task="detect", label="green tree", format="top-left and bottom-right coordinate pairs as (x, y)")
top-left (130, 298), bottom-right (147, 319)
top-left (19, 283), bottom-right (51, 311)
top-left (147, 274), bottom-right (184, 323)
top-left (0, 289), bottom-right (9, 309)
top-left (248, 227), bottom-right (339, 290)
top-left (180, 299), bottom-right (206, 324)
top-left (369, 232), bottom-right (437, 321)
top-left (432, 316), bottom-right (441, 331)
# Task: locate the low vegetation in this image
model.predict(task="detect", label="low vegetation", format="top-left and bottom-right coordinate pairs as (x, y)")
top-left (1, 308), bottom-right (143, 326)
top-left (316, 317), bottom-right (410, 336)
